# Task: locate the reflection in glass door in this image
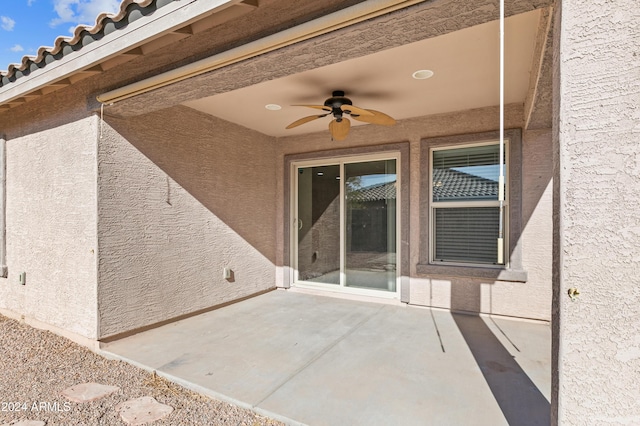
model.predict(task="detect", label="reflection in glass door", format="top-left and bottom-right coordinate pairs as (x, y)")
top-left (294, 155), bottom-right (398, 295)
top-left (345, 160), bottom-right (396, 292)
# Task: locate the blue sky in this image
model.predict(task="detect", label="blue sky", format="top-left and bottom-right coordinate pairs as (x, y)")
top-left (0, 0), bottom-right (121, 71)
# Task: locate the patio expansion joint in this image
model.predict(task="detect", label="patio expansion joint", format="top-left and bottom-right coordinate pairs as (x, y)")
top-left (251, 304), bottom-right (387, 408)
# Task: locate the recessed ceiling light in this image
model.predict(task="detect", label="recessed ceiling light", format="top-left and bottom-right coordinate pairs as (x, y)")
top-left (265, 104), bottom-right (282, 110)
top-left (412, 70), bottom-right (434, 80)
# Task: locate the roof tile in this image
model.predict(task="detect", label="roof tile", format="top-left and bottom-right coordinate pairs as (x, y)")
top-left (0, 0), bottom-right (167, 83)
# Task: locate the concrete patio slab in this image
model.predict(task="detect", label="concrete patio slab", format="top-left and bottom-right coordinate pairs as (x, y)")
top-left (102, 290), bottom-right (551, 425)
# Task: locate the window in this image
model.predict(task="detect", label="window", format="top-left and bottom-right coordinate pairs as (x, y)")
top-left (418, 130), bottom-right (526, 282)
top-left (430, 142), bottom-right (507, 266)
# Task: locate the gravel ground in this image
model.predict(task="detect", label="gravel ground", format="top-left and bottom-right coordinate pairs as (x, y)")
top-left (0, 314), bottom-right (284, 426)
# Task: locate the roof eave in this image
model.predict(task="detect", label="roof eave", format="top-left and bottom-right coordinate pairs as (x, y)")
top-left (0, 0), bottom-right (245, 108)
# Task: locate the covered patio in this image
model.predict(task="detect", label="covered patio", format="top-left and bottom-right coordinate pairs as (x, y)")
top-left (101, 290), bottom-right (550, 425)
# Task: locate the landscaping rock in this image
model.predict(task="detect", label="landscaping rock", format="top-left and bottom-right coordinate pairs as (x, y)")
top-left (61, 382), bottom-right (120, 403)
top-left (116, 396), bottom-right (174, 425)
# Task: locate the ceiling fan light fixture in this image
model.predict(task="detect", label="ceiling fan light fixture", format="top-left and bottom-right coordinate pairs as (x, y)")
top-left (412, 69), bottom-right (434, 80)
top-left (265, 104), bottom-right (282, 110)
top-left (286, 91), bottom-right (396, 140)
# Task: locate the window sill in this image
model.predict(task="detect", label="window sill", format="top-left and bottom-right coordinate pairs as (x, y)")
top-left (416, 263), bottom-right (527, 283)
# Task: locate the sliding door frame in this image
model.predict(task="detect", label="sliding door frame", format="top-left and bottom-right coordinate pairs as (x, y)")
top-left (282, 142), bottom-right (410, 303)
top-left (290, 152), bottom-right (401, 299)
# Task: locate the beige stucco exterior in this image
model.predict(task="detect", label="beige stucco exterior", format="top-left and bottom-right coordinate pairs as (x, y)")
top-left (0, 117), bottom-right (98, 340)
top-left (0, 0), bottom-right (638, 422)
top-left (553, 0), bottom-right (640, 422)
top-left (97, 107), bottom-right (277, 338)
top-left (91, 95), bottom-right (554, 337)
top-left (0, 98), bottom-right (552, 341)
top-left (0, 1), bottom-right (555, 335)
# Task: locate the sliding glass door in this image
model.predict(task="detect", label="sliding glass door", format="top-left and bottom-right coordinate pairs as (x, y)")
top-left (297, 165), bottom-right (341, 284)
top-left (293, 154), bottom-right (399, 297)
top-left (345, 159), bottom-right (397, 292)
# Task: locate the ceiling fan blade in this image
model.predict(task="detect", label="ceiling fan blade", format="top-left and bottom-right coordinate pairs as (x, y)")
top-left (286, 114), bottom-right (327, 129)
top-left (340, 104), bottom-right (374, 116)
top-left (292, 104), bottom-right (332, 112)
top-left (329, 118), bottom-right (351, 141)
top-left (351, 109), bottom-right (396, 126)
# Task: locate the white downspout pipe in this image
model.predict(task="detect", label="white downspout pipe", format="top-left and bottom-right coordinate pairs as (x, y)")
top-left (497, 0), bottom-right (505, 265)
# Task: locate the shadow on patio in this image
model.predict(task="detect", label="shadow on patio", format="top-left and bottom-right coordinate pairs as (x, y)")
top-left (101, 290), bottom-right (550, 426)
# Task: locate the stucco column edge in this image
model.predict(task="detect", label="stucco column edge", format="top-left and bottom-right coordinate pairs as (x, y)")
top-left (93, 113), bottom-right (100, 340)
top-left (550, 2), bottom-right (562, 424)
top-left (0, 134), bottom-right (6, 277)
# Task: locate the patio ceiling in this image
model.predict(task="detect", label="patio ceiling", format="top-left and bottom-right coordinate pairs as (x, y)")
top-left (183, 9), bottom-right (541, 138)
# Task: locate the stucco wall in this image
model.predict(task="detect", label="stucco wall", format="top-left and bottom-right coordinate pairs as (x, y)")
top-left (277, 104), bottom-right (553, 321)
top-left (98, 106), bottom-right (277, 338)
top-left (554, 0), bottom-right (640, 423)
top-left (0, 117), bottom-right (98, 339)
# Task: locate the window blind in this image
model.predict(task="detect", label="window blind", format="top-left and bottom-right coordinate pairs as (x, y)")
top-left (434, 207), bottom-right (500, 264)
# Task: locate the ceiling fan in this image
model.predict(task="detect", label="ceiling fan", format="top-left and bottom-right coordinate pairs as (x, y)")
top-left (286, 90), bottom-right (396, 141)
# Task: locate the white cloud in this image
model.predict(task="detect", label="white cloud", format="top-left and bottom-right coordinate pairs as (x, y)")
top-left (1, 16), bottom-right (16, 31)
top-left (28, 0), bottom-right (36, 6)
top-left (10, 44), bottom-right (24, 52)
top-left (50, 0), bottom-right (121, 29)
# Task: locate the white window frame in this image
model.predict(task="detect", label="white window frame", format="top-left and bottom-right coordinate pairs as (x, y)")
top-left (428, 139), bottom-right (509, 268)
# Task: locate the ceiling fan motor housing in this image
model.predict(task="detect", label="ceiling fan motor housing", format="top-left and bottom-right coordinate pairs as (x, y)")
top-left (324, 90), bottom-right (352, 121)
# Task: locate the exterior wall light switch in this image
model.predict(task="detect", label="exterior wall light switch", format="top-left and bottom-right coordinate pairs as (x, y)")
top-left (18, 272), bottom-right (26, 285)
top-left (223, 268), bottom-right (232, 280)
